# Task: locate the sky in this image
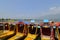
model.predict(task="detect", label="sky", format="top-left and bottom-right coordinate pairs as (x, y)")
top-left (0, 0), bottom-right (60, 19)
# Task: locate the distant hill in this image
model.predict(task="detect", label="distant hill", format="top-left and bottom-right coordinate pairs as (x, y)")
top-left (39, 13), bottom-right (60, 22)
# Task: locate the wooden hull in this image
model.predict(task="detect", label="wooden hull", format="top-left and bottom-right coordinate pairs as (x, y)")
top-left (8, 32), bottom-right (24, 40)
top-left (24, 33), bottom-right (37, 40)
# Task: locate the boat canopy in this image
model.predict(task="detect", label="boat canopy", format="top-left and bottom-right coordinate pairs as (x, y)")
top-left (24, 21), bottom-right (30, 24)
top-left (55, 22), bottom-right (60, 26)
top-left (16, 19), bottom-right (24, 24)
top-left (43, 19), bottom-right (49, 23)
top-left (30, 19), bottom-right (35, 23)
top-left (17, 22), bottom-right (24, 24)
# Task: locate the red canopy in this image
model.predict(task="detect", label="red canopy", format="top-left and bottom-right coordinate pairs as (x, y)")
top-left (55, 22), bottom-right (60, 26)
top-left (17, 22), bottom-right (24, 25)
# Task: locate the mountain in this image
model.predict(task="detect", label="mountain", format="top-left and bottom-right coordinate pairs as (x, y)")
top-left (39, 13), bottom-right (60, 22)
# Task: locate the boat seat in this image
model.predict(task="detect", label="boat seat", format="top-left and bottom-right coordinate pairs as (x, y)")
top-left (8, 32), bottom-right (24, 40)
top-left (0, 31), bottom-right (14, 38)
top-left (24, 33), bottom-right (37, 40)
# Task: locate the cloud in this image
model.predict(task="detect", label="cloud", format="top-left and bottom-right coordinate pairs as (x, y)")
top-left (41, 6), bottom-right (60, 16)
top-left (49, 7), bottom-right (57, 10)
top-left (49, 7), bottom-right (60, 14)
top-left (38, 6), bottom-right (60, 19)
top-left (38, 7), bottom-right (60, 20)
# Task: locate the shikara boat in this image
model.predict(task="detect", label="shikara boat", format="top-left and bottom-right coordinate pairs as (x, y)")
top-left (24, 23), bottom-right (38, 40)
top-left (40, 20), bottom-right (55, 40)
top-left (55, 22), bottom-right (60, 40)
top-left (0, 23), bottom-right (15, 40)
top-left (8, 21), bottom-right (28, 40)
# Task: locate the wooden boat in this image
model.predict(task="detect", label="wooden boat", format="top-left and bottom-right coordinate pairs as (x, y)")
top-left (24, 23), bottom-right (38, 40)
top-left (0, 23), bottom-right (15, 39)
top-left (40, 20), bottom-right (55, 40)
top-left (55, 22), bottom-right (60, 40)
top-left (8, 21), bottom-right (28, 40)
top-left (34, 24), bottom-right (41, 40)
top-left (0, 23), bottom-right (4, 35)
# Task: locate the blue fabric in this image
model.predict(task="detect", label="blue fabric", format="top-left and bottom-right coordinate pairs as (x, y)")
top-left (43, 19), bottom-right (49, 23)
top-left (31, 19), bottom-right (35, 23)
top-left (24, 21), bottom-right (29, 24)
top-left (18, 19), bottom-right (23, 22)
